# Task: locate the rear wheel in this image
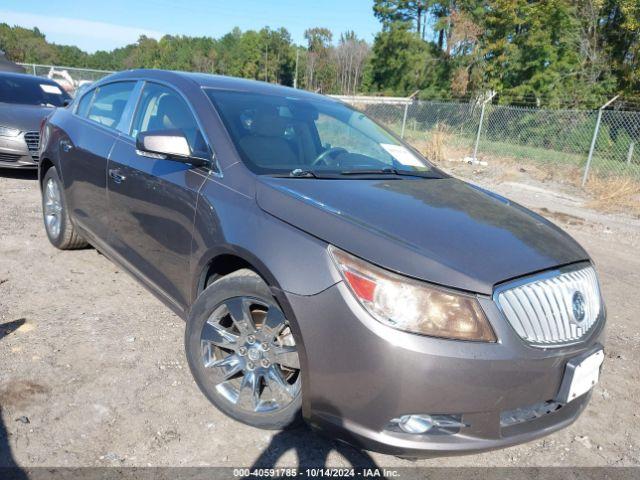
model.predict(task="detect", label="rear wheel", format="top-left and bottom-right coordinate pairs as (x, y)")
top-left (185, 269), bottom-right (302, 429)
top-left (42, 168), bottom-right (88, 250)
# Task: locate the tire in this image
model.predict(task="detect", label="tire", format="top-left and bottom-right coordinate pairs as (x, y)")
top-left (41, 167), bottom-right (88, 250)
top-left (185, 269), bottom-right (303, 430)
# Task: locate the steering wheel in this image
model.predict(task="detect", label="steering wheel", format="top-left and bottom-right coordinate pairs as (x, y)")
top-left (311, 147), bottom-right (348, 167)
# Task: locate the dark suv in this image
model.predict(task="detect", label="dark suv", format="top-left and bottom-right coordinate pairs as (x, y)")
top-left (39, 70), bottom-right (605, 457)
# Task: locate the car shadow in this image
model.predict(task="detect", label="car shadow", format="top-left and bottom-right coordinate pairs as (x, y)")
top-left (0, 169), bottom-right (38, 181)
top-left (251, 425), bottom-right (379, 470)
top-left (0, 319), bottom-right (28, 479)
top-left (250, 404), bottom-right (379, 470)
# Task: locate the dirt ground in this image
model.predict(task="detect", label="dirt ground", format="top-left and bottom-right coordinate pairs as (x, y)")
top-left (0, 167), bottom-right (639, 469)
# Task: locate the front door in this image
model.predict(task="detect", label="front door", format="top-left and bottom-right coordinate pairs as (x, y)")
top-left (107, 82), bottom-right (211, 310)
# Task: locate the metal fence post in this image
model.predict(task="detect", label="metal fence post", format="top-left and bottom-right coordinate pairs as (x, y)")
top-left (401, 103), bottom-right (409, 139)
top-left (400, 90), bottom-right (420, 139)
top-left (472, 93), bottom-right (496, 162)
top-left (626, 142), bottom-right (635, 165)
top-left (472, 102), bottom-right (486, 161)
top-left (582, 95), bottom-right (620, 186)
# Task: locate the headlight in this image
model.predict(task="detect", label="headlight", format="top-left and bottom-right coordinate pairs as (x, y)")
top-left (0, 125), bottom-right (21, 137)
top-left (329, 246), bottom-right (496, 342)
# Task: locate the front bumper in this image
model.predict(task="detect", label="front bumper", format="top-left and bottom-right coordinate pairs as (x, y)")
top-left (0, 134), bottom-right (38, 169)
top-left (284, 281), bottom-right (605, 457)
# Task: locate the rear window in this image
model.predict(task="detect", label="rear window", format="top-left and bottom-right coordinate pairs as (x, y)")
top-left (76, 89), bottom-right (95, 118)
top-left (86, 82), bottom-right (136, 129)
top-left (0, 76), bottom-right (71, 107)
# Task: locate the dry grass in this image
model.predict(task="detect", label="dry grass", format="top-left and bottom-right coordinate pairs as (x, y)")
top-left (406, 131), bottom-right (640, 217)
top-left (410, 124), bottom-right (454, 163)
top-left (584, 176), bottom-right (640, 217)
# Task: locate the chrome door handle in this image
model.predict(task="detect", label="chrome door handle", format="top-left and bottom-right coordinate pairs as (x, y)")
top-left (109, 169), bottom-right (126, 183)
top-left (60, 140), bottom-right (73, 153)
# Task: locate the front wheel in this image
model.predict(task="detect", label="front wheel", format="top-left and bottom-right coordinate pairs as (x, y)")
top-left (41, 167), bottom-right (88, 250)
top-left (185, 269), bottom-right (303, 429)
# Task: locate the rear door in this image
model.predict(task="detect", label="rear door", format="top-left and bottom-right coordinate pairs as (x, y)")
top-left (59, 81), bottom-right (138, 242)
top-left (107, 81), bottom-right (211, 310)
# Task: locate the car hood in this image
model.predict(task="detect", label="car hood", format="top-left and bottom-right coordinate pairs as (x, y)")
top-left (256, 177), bottom-right (589, 295)
top-left (0, 103), bottom-right (54, 131)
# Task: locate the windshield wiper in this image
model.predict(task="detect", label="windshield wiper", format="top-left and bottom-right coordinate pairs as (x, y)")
top-left (338, 168), bottom-right (441, 178)
top-left (394, 169), bottom-right (443, 179)
top-left (270, 167), bottom-right (442, 179)
top-left (338, 168), bottom-right (397, 175)
top-left (289, 168), bottom-right (317, 178)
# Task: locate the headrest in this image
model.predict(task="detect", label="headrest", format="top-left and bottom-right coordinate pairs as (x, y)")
top-left (251, 107), bottom-right (287, 137)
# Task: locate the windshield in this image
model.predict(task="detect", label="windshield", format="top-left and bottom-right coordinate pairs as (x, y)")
top-left (205, 89), bottom-right (434, 176)
top-left (0, 76), bottom-right (70, 107)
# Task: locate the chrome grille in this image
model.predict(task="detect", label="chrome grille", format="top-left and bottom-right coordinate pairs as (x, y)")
top-left (0, 152), bottom-right (21, 162)
top-left (496, 265), bottom-right (601, 347)
top-left (24, 131), bottom-right (40, 160)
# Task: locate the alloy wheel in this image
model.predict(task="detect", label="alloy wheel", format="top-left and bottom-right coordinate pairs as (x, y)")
top-left (201, 297), bottom-right (301, 413)
top-left (44, 178), bottom-right (63, 239)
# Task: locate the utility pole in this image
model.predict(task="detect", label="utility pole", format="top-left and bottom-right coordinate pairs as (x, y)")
top-left (293, 49), bottom-right (299, 89)
top-left (264, 45), bottom-right (268, 82)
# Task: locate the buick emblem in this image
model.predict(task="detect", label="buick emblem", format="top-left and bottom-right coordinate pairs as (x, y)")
top-left (572, 291), bottom-right (586, 323)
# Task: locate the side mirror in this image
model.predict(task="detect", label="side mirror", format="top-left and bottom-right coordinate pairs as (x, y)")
top-left (136, 130), bottom-right (210, 167)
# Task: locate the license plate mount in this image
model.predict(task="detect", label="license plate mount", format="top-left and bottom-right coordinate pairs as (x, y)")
top-left (555, 348), bottom-right (604, 404)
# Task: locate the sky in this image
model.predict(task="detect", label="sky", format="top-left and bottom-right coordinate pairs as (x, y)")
top-left (0, 0), bottom-right (381, 52)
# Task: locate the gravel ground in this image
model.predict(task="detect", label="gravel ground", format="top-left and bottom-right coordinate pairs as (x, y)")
top-left (0, 168), bottom-right (638, 469)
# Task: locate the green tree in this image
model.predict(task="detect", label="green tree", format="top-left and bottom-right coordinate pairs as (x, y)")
top-left (303, 27), bottom-right (335, 92)
top-left (363, 22), bottom-right (447, 96)
top-left (601, 0), bottom-right (640, 95)
top-left (373, 1), bottom-right (430, 38)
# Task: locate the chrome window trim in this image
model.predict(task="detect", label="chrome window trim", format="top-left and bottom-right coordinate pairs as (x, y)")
top-left (493, 262), bottom-right (603, 348)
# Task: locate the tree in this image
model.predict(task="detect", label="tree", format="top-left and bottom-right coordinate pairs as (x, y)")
top-left (333, 32), bottom-right (370, 95)
top-left (303, 28), bottom-right (334, 92)
top-left (601, 0), bottom-right (640, 95)
top-left (3, 3), bottom-right (638, 107)
top-left (373, 1), bottom-right (430, 39)
top-left (364, 22), bottom-right (447, 96)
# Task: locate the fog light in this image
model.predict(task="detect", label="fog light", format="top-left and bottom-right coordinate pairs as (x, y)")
top-left (388, 414), bottom-right (466, 436)
top-left (397, 414), bottom-right (434, 434)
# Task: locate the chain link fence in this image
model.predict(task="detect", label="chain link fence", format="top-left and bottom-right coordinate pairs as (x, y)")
top-left (335, 96), bottom-right (640, 183)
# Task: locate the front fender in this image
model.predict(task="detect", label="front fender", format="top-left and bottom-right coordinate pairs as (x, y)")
top-left (190, 179), bottom-right (341, 302)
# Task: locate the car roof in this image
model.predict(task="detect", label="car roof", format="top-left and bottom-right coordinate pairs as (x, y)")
top-left (0, 71), bottom-right (64, 86)
top-left (101, 69), bottom-right (337, 103)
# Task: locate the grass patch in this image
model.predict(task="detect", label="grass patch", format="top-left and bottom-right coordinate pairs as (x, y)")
top-left (584, 176), bottom-right (640, 217)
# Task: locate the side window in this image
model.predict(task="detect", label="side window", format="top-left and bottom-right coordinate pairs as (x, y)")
top-left (75, 89), bottom-right (95, 118)
top-left (87, 82), bottom-right (136, 129)
top-left (131, 83), bottom-right (208, 156)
